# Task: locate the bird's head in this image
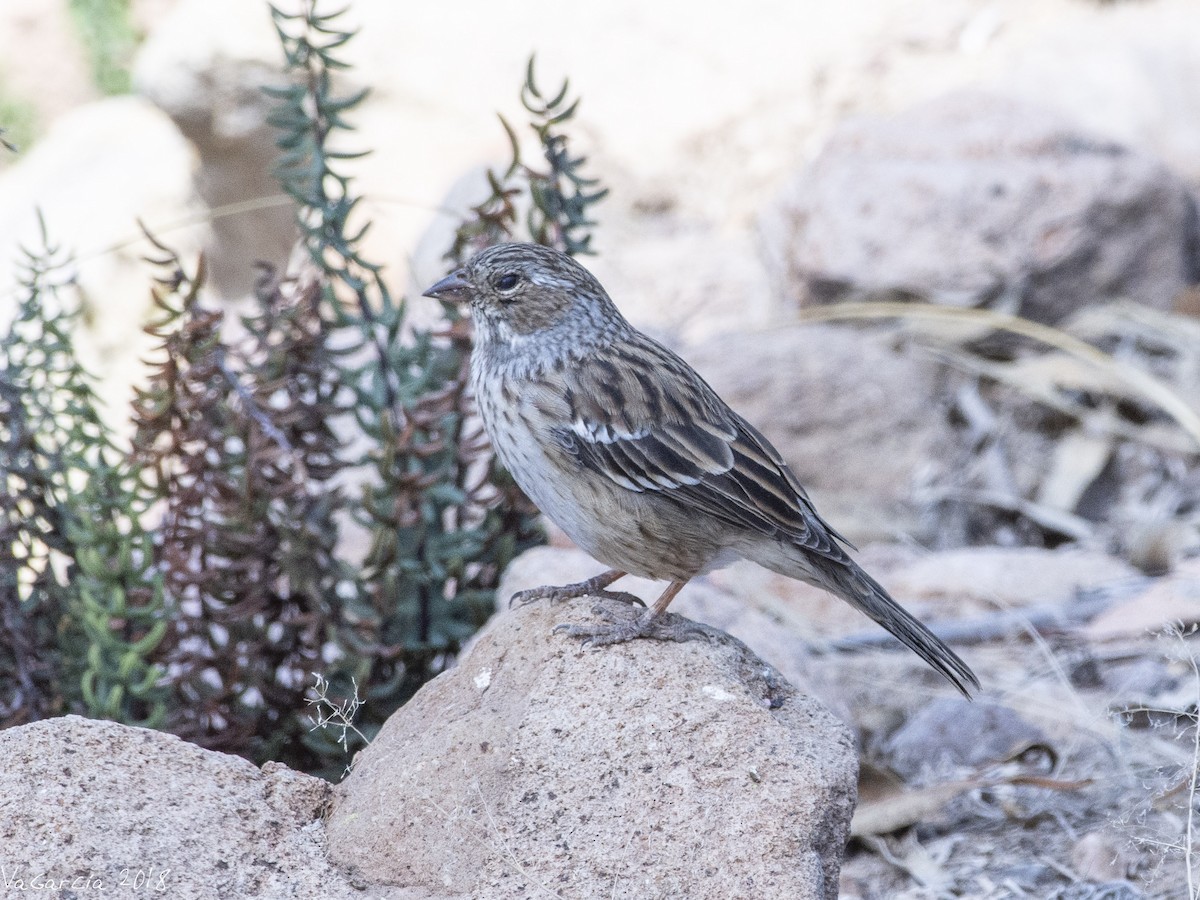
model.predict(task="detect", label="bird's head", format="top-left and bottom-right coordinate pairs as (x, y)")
top-left (423, 243), bottom-right (622, 346)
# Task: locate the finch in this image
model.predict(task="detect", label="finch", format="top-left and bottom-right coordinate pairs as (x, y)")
top-left (424, 243), bottom-right (978, 697)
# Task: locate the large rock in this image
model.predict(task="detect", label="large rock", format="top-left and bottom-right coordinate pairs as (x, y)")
top-left (0, 95), bottom-right (205, 432)
top-left (0, 622), bottom-right (857, 900)
top-left (0, 716), bottom-right (358, 899)
top-left (882, 546), bottom-right (1139, 611)
top-left (986, 0), bottom-right (1200, 187)
top-left (880, 697), bottom-right (1048, 781)
top-left (762, 92), bottom-right (1200, 325)
top-left (0, 0), bottom-right (97, 130)
top-left (133, 0), bottom-right (294, 300)
top-left (327, 596), bottom-right (857, 900)
top-left (124, 0), bottom-right (1200, 337)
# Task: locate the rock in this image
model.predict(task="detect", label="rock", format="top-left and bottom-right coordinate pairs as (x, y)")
top-left (880, 697), bottom-right (1047, 781)
top-left (762, 91), bottom-right (1200, 325)
top-left (1101, 656), bottom-right (1178, 702)
top-left (132, 0), bottom-right (293, 300)
top-left (586, 226), bottom-right (777, 345)
top-left (988, 0), bottom-right (1200, 187)
top-left (1056, 883), bottom-right (1143, 900)
top-left (883, 546), bottom-right (1139, 612)
top-left (123, 0), bottom-right (1200, 337)
top-left (686, 324), bottom-right (954, 544)
top-left (327, 596), bottom-right (857, 899)
top-left (1070, 830), bottom-right (1134, 884)
top-left (0, 0), bottom-right (97, 131)
top-left (0, 716), bottom-right (358, 899)
top-left (0, 95), bottom-right (205, 430)
top-left (1085, 556), bottom-right (1200, 641)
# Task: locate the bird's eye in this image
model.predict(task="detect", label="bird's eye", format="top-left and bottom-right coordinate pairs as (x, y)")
top-left (495, 272), bottom-right (521, 292)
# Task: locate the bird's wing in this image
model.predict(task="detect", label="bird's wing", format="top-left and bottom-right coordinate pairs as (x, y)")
top-left (545, 336), bottom-right (853, 561)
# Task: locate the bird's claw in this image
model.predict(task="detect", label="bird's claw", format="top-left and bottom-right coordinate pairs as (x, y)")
top-left (510, 585), bottom-right (559, 609)
top-left (595, 590), bottom-right (645, 608)
top-left (553, 606), bottom-right (714, 647)
top-left (510, 584), bottom-right (644, 609)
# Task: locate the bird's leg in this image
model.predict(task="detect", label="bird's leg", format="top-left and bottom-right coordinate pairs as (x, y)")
top-left (554, 580), bottom-right (713, 646)
top-left (510, 569), bottom-right (645, 609)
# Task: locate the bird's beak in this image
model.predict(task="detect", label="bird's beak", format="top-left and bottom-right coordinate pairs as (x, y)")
top-left (422, 269), bottom-right (472, 302)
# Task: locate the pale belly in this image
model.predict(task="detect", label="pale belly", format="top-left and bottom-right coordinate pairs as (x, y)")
top-left (478, 380), bottom-right (731, 582)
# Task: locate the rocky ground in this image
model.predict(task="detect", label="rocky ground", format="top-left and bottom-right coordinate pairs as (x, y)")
top-left (2, 1), bottom-right (1200, 898)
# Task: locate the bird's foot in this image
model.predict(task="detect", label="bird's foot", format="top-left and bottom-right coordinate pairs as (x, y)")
top-left (510, 571), bottom-right (640, 609)
top-left (553, 604), bottom-right (713, 647)
top-left (593, 589), bottom-right (647, 607)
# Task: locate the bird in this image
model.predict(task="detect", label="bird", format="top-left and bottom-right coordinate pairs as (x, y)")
top-left (424, 242), bottom-right (979, 697)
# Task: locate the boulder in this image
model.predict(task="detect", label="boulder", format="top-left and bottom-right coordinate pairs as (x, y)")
top-left (0, 0), bottom-right (97, 129)
top-left (762, 91), bottom-right (1200, 325)
top-left (327, 596), bottom-right (857, 900)
top-left (882, 546), bottom-right (1139, 611)
top-left (0, 716), bottom-right (357, 899)
top-left (132, 0), bottom-right (294, 300)
top-left (987, 0), bottom-right (1200, 187)
top-left (0, 613), bottom-right (859, 900)
top-left (880, 697), bottom-right (1048, 781)
top-left (0, 95), bottom-right (205, 429)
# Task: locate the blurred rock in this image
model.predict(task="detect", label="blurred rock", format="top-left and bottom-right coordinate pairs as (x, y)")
top-left (0, 716), bottom-right (357, 899)
top-left (1055, 883), bottom-right (1142, 900)
top-left (589, 225), bottom-right (776, 344)
top-left (133, 0), bottom-right (294, 300)
top-left (990, 0), bottom-right (1200, 188)
top-left (880, 697), bottom-right (1047, 781)
top-left (1176, 285), bottom-right (1200, 318)
top-left (883, 546), bottom-right (1139, 612)
top-left (121, 0), bottom-right (1200, 338)
top-left (328, 595), bottom-right (856, 899)
top-left (1102, 657), bottom-right (1178, 701)
top-left (762, 92), bottom-right (1200, 325)
top-left (0, 0), bottom-right (97, 133)
top-left (686, 324), bottom-right (952, 545)
top-left (1085, 557), bottom-right (1200, 640)
top-left (1071, 830), bottom-right (1135, 884)
top-left (0, 95), bottom-right (204, 432)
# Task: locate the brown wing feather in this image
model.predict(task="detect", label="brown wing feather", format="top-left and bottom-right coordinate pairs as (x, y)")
top-left (552, 334), bottom-right (853, 563)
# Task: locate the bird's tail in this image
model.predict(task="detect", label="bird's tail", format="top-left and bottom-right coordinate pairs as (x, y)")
top-left (814, 557), bottom-right (979, 697)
